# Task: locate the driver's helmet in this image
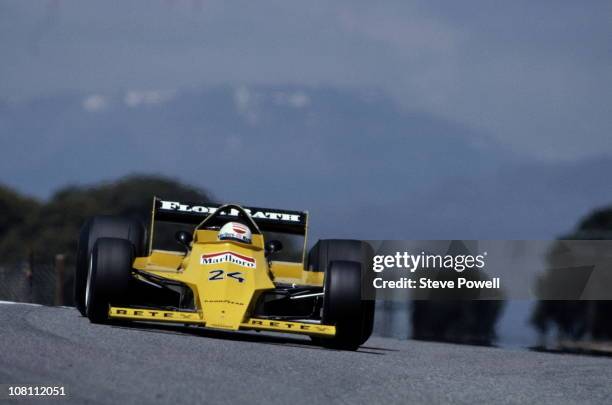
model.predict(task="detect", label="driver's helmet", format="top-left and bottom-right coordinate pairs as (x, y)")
top-left (218, 222), bottom-right (252, 244)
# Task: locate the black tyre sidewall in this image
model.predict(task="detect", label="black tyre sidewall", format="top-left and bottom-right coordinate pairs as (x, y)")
top-left (320, 260), bottom-right (363, 350)
top-left (74, 218), bottom-right (93, 315)
top-left (75, 216), bottom-right (145, 315)
top-left (86, 237), bottom-right (134, 323)
top-left (308, 240), bottom-right (376, 346)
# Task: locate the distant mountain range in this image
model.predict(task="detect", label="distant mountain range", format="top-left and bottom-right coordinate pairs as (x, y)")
top-left (1, 85), bottom-right (611, 240)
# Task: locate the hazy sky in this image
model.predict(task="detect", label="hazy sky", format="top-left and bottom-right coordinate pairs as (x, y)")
top-left (1, 0), bottom-right (611, 160)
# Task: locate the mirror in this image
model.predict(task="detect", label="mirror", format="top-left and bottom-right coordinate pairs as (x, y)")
top-left (175, 231), bottom-right (193, 251)
top-left (265, 240), bottom-right (283, 255)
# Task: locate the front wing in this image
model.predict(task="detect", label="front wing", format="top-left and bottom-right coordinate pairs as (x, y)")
top-left (108, 307), bottom-right (336, 337)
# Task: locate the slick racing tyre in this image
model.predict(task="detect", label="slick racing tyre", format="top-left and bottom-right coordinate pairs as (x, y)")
top-left (85, 238), bottom-right (133, 323)
top-left (308, 240), bottom-right (375, 346)
top-left (75, 216), bottom-right (145, 315)
top-left (315, 260), bottom-right (368, 350)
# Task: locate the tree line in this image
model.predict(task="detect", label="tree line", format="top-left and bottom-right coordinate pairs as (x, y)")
top-left (0, 175), bottom-right (213, 265)
top-left (532, 204), bottom-right (612, 342)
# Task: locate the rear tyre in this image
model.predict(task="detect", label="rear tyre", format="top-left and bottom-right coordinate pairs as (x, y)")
top-left (75, 216), bottom-right (145, 315)
top-left (308, 240), bottom-right (375, 346)
top-left (85, 238), bottom-right (134, 323)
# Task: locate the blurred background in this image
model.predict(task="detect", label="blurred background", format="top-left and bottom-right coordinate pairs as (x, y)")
top-left (1, 1), bottom-right (611, 353)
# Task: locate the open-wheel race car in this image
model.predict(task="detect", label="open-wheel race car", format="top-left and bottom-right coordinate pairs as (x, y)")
top-left (74, 198), bottom-right (375, 350)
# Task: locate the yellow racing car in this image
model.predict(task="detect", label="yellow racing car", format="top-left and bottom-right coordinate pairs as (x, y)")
top-left (74, 198), bottom-right (375, 350)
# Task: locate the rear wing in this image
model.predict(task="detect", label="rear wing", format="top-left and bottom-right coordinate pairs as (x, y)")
top-left (152, 198), bottom-right (308, 233)
top-left (148, 198), bottom-right (309, 260)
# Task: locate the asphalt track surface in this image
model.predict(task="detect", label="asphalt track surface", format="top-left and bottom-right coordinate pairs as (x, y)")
top-left (1, 303), bottom-right (611, 405)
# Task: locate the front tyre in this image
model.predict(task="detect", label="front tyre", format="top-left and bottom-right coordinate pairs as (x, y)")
top-left (308, 240), bottom-right (375, 346)
top-left (75, 216), bottom-right (145, 315)
top-left (315, 260), bottom-right (368, 350)
top-left (85, 238), bottom-right (134, 323)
